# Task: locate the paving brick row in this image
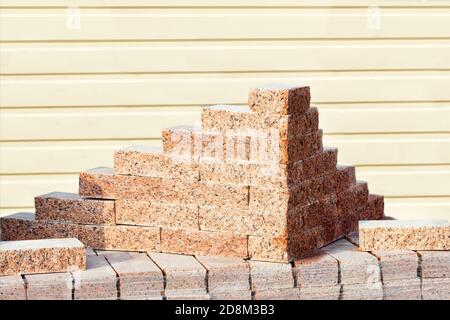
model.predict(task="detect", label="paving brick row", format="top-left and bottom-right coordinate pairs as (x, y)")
top-left (383, 278), bottom-right (422, 300)
top-left (299, 285), bottom-right (341, 300)
top-left (25, 272), bottom-right (73, 300)
top-left (0, 275), bottom-right (26, 300)
top-left (421, 277), bottom-right (450, 300)
top-left (248, 260), bottom-right (294, 291)
top-left (418, 251), bottom-right (450, 278)
top-left (293, 249), bottom-right (339, 287)
top-left (372, 250), bottom-right (419, 281)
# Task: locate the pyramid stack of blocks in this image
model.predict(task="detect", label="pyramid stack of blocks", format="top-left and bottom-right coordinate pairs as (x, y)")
top-left (0, 85), bottom-right (385, 262)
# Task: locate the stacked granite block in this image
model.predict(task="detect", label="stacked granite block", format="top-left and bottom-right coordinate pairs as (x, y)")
top-left (0, 85), bottom-right (385, 263)
top-left (419, 251), bottom-right (450, 300)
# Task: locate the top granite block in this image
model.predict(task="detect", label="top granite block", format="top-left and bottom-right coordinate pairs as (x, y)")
top-left (248, 85), bottom-right (310, 115)
top-left (359, 220), bottom-right (450, 251)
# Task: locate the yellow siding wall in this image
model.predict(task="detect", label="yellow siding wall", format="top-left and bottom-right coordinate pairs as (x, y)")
top-left (1, 0), bottom-right (449, 219)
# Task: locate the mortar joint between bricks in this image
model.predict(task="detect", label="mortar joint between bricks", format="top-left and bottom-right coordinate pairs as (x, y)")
top-left (21, 274), bottom-right (29, 301)
top-left (415, 250), bottom-right (424, 300)
top-left (103, 254), bottom-right (121, 300)
top-left (194, 256), bottom-right (210, 293)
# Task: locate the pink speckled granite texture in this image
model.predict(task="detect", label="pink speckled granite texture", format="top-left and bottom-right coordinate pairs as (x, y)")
top-left (0, 275), bottom-right (26, 300)
top-left (248, 85), bottom-right (310, 115)
top-left (25, 272), bottom-right (73, 300)
top-left (0, 238), bottom-right (86, 276)
top-left (35, 192), bottom-right (115, 225)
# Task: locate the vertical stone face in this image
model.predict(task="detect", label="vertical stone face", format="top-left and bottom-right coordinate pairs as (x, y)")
top-left (98, 251), bottom-right (164, 300)
top-left (418, 251), bottom-right (450, 278)
top-left (293, 249), bottom-right (339, 287)
top-left (359, 220), bottom-right (450, 251)
top-left (0, 238), bottom-right (86, 276)
top-left (35, 192), bottom-right (115, 225)
top-left (248, 260), bottom-right (294, 291)
top-left (248, 85), bottom-right (310, 115)
top-left (383, 278), bottom-right (422, 300)
top-left (422, 278), bottom-right (450, 300)
top-left (372, 250), bottom-right (419, 281)
top-left (25, 272), bottom-right (73, 300)
top-left (0, 275), bottom-right (26, 300)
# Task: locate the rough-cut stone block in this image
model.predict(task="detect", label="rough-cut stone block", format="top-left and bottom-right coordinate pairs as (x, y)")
top-left (273, 130), bottom-right (323, 165)
top-left (293, 249), bottom-right (339, 287)
top-left (195, 255), bottom-right (250, 292)
top-left (359, 194), bottom-right (385, 220)
top-left (115, 199), bottom-right (198, 229)
top-left (249, 261), bottom-right (294, 290)
top-left (300, 285), bottom-right (341, 300)
top-left (359, 220), bottom-right (450, 251)
top-left (0, 212), bottom-right (160, 252)
top-left (383, 278), bottom-right (421, 300)
top-left (35, 192), bottom-right (115, 225)
top-left (114, 145), bottom-right (199, 181)
top-left (98, 251), bottom-right (164, 300)
top-left (25, 272), bottom-right (73, 300)
top-left (162, 125), bottom-right (200, 158)
top-left (148, 252), bottom-right (207, 296)
top-left (418, 251), bottom-right (450, 278)
top-left (199, 161), bottom-right (252, 185)
top-left (0, 238), bottom-right (86, 276)
top-left (372, 250), bottom-right (419, 281)
top-left (199, 205), bottom-right (286, 237)
top-left (161, 228), bottom-right (248, 258)
top-left (74, 255), bottom-right (117, 300)
top-left (79, 167), bottom-right (249, 209)
top-left (248, 235), bottom-right (290, 262)
top-left (248, 85), bottom-right (310, 115)
top-left (0, 275), bottom-right (26, 300)
top-left (253, 288), bottom-right (301, 300)
top-left (341, 282), bottom-right (383, 300)
top-left (201, 105), bottom-right (318, 139)
top-left (323, 239), bottom-right (380, 285)
top-left (422, 277), bottom-right (450, 300)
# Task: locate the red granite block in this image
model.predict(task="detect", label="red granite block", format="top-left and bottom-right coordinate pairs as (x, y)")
top-left (0, 275), bottom-right (26, 300)
top-left (162, 125), bottom-right (199, 158)
top-left (248, 85), bottom-right (310, 115)
top-left (35, 192), bottom-right (115, 225)
top-left (359, 194), bottom-right (385, 220)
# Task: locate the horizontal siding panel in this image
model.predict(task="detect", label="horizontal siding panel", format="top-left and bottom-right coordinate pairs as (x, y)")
top-left (2, 134), bottom-right (449, 174)
top-left (385, 197), bottom-right (450, 220)
top-left (2, 73), bottom-right (450, 107)
top-left (3, 43), bottom-right (450, 74)
top-left (2, 1), bottom-right (450, 8)
top-left (1, 105), bottom-right (449, 141)
top-left (1, 10), bottom-right (450, 41)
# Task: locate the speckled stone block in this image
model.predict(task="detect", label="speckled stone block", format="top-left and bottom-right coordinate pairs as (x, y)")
top-left (359, 194), bottom-right (385, 220)
top-left (25, 272), bottom-right (73, 300)
top-left (98, 251), bottom-right (164, 300)
top-left (201, 105), bottom-right (318, 139)
top-left (79, 167), bottom-right (249, 209)
top-left (198, 205), bottom-right (286, 237)
top-left (274, 130), bottom-right (323, 165)
top-left (161, 228), bottom-right (248, 258)
top-left (148, 252), bottom-right (207, 297)
top-left (293, 249), bottom-right (339, 287)
top-left (299, 285), bottom-right (341, 300)
top-left (383, 278), bottom-right (421, 300)
top-left (162, 125), bottom-right (200, 158)
top-left (0, 275), bottom-right (26, 300)
top-left (195, 255), bottom-right (250, 292)
top-left (1, 212), bottom-right (160, 252)
top-left (418, 251), bottom-right (450, 278)
top-left (422, 277), bottom-right (450, 300)
top-left (210, 289), bottom-right (252, 300)
top-left (165, 293), bottom-right (211, 300)
top-left (74, 255), bottom-right (117, 300)
top-left (341, 282), bottom-right (383, 300)
top-left (248, 85), bottom-right (310, 115)
top-left (248, 235), bottom-right (290, 262)
top-left (372, 250), bottom-right (419, 281)
top-left (114, 145), bottom-right (199, 181)
top-left (249, 260), bottom-right (294, 290)
top-left (253, 288), bottom-right (301, 300)
top-left (359, 220), bottom-right (450, 251)
top-left (0, 238), bottom-right (86, 276)
top-left (115, 199), bottom-right (198, 229)
top-left (199, 161), bottom-right (252, 185)
top-left (323, 239), bottom-right (380, 285)
top-left (35, 192), bottom-right (115, 225)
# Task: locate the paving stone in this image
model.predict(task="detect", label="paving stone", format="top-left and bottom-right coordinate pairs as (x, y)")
top-left (293, 249), bottom-right (339, 287)
top-left (35, 192), bottom-right (115, 225)
top-left (98, 251), bottom-right (164, 300)
top-left (79, 167), bottom-right (249, 209)
top-left (201, 104), bottom-right (318, 139)
top-left (372, 250), bottom-right (419, 281)
top-left (209, 289), bottom-right (252, 300)
top-left (253, 288), bottom-right (301, 300)
top-left (418, 251), bottom-right (450, 278)
top-left (0, 212), bottom-right (160, 252)
top-left (148, 252), bottom-right (207, 296)
top-left (114, 145), bottom-right (199, 180)
top-left (165, 293), bottom-right (211, 300)
top-left (0, 238), bottom-right (86, 276)
top-left (248, 85), bottom-right (310, 115)
top-left (249, 260), bottom-right (294, 291)
top-left (73, 255), bottom-right (117, 300)
top-left (0, 275), bottom-right (26, 300)
top-left (160, 228), bottom-right (248, 258)
top-left (341, 282), bottom-right (383, 300)
top-left (322, 239), bottom-right (381, 285)
top-left (115, 199), bottom-right (198, 229)
top-left (25, 272), bottom-right (73, 300)
top-left (359, 220), bottom-right (450, 251)
top-left (195, 255), bottom-right (250, 292)
top-left (383, 278), bottom-right (421, 300)
top-left (422, 277), bottom-right (450, 300)
top-left (299, 285), bottom-right (341, 300)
